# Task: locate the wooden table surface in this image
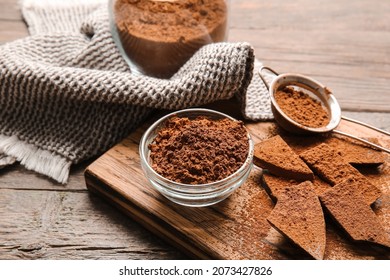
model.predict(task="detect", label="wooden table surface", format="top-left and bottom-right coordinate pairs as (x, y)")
top-left (0, 0), bottom-right (389, 259)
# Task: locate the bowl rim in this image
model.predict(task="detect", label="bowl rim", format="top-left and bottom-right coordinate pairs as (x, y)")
top-left (139, 108), bottom-right (254, 189)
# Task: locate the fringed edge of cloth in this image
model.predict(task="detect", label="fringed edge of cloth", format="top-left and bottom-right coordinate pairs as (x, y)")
top-left (0, 134), bottom-right (71, 184)
top-left (0, 154), bottom-right (16, 168)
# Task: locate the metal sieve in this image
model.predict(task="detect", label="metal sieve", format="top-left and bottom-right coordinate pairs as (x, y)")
top-left (259, 66), bottom-right (390, 154)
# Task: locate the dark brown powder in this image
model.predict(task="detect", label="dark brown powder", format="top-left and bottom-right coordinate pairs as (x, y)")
top-left (114, 0), bottom-right (227, 78)
top-left (325, 137), bottom-right (385, 166)
top-left (278, 134), bottom-right (385, 166)
top-left (149, 115), bottom-right (249, 184)
top-left (275, 86), bottom-right (330, 128)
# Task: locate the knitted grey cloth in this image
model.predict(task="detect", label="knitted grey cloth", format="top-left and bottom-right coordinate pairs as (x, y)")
top-left (0, 0), bottom-right (273, 183)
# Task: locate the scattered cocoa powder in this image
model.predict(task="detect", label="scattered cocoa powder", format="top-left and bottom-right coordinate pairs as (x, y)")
top-left (149, 115), bottom-right (249, 184)
top-left (114, 0), bottom-right (227, 78)
top-left (266, 181), bottom-right (326, 260)
top-left (275, 86), bottom-right (330, 128)
top-left (253, 135), bottom-right (314, 181)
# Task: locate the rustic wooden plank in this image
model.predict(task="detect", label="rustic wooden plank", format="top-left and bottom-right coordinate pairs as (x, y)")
top-left (0, 0), bottom-right (23, 21)
top-left (0, 20), bottom-right (28, 43)
top-left (230, 28), bottom-right (390, 112)
top-left (342, 112), bottom-right (390, 132)
top-left (0, 162), bottom-right (89, 191)
top-left (230, 0), bottom-right (390, 31)
top-left (228, 0), bottom-right (390, 112)
top-left (0, 188), bottom-right (187, 259)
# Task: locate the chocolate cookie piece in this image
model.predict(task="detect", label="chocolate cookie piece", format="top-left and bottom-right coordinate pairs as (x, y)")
top-left (319, 181), bottom-right (390, 248)
top-left (262, 173), bottom-right (331, 202)
top-left (254, 135), bottom-right (314, 181)
top-left (325, 137), bottom-right (384, 166)
top-left (267, 181), bottom-right (326, 260)
top-left (299, 143), bottom-right (381, 205)
top-left (281, 135), bottom-right (384, 166)
top-left (333, 176), bottom-right (382, 207)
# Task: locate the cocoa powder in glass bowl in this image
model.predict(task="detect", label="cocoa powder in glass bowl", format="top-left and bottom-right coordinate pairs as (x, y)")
top-left (149, 115), bottom-right (249, 184)
top-left (139, 108), bottom-right (254, 207)
top-left (111, 0), bottom-right (228, 78)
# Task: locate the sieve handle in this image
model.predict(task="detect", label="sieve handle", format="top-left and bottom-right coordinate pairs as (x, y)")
top-left (258, 66), bottom-right (279, 90)
top-left (341, 116), bottom-right (390, 136)
top-left (333, 129), bottom-right (390, 154)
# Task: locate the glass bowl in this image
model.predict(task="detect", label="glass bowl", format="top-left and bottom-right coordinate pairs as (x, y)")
top-left (109, 0), bottom-right (229, 79)
top-left (139, 108), bottom-right (254, 207)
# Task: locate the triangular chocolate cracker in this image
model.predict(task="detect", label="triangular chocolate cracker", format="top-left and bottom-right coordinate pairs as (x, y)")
top-left (254, 135), bottom-right (314, 181)
top-left (262, 173), bottom-right (331, 202)
top-left (319, 180), bottom-right (390, 248)
top-left (267, 181), bottom-right (326, 260)
top-left (300, 143), bottom-right (381, 205)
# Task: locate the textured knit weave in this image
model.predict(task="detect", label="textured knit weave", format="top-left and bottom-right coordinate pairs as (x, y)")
top-left (0, 0), bottom-right (273, 183)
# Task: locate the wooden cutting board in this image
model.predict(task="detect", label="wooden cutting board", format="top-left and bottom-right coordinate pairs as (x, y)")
top-left (84, 108), bottom-right (390, 260)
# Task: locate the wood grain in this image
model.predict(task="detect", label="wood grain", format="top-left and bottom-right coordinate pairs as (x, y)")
top-left (0, 188), bottom-right (187, 259)
top-left (228, 0), bottom-right (390, 112)
top-left (0, 0), bottom-right (389, 259)
top-left (0, 0), bottom-right (24, 21)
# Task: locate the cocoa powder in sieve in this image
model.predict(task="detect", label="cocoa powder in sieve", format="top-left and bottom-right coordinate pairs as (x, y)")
top-left (114, 0), bottom-right (227, 78)
top-left (149, 115), bottom-right (249, 184)
top-left (275, 86), bottom-right (330, 128)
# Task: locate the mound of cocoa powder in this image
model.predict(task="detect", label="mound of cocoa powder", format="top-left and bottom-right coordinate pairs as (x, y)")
top-left (114, 0), bottom-right (227, 78)
top-left (149, 115), bottom-right (249, 184)
top-left (275, 86), bottom-right (330, 128)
